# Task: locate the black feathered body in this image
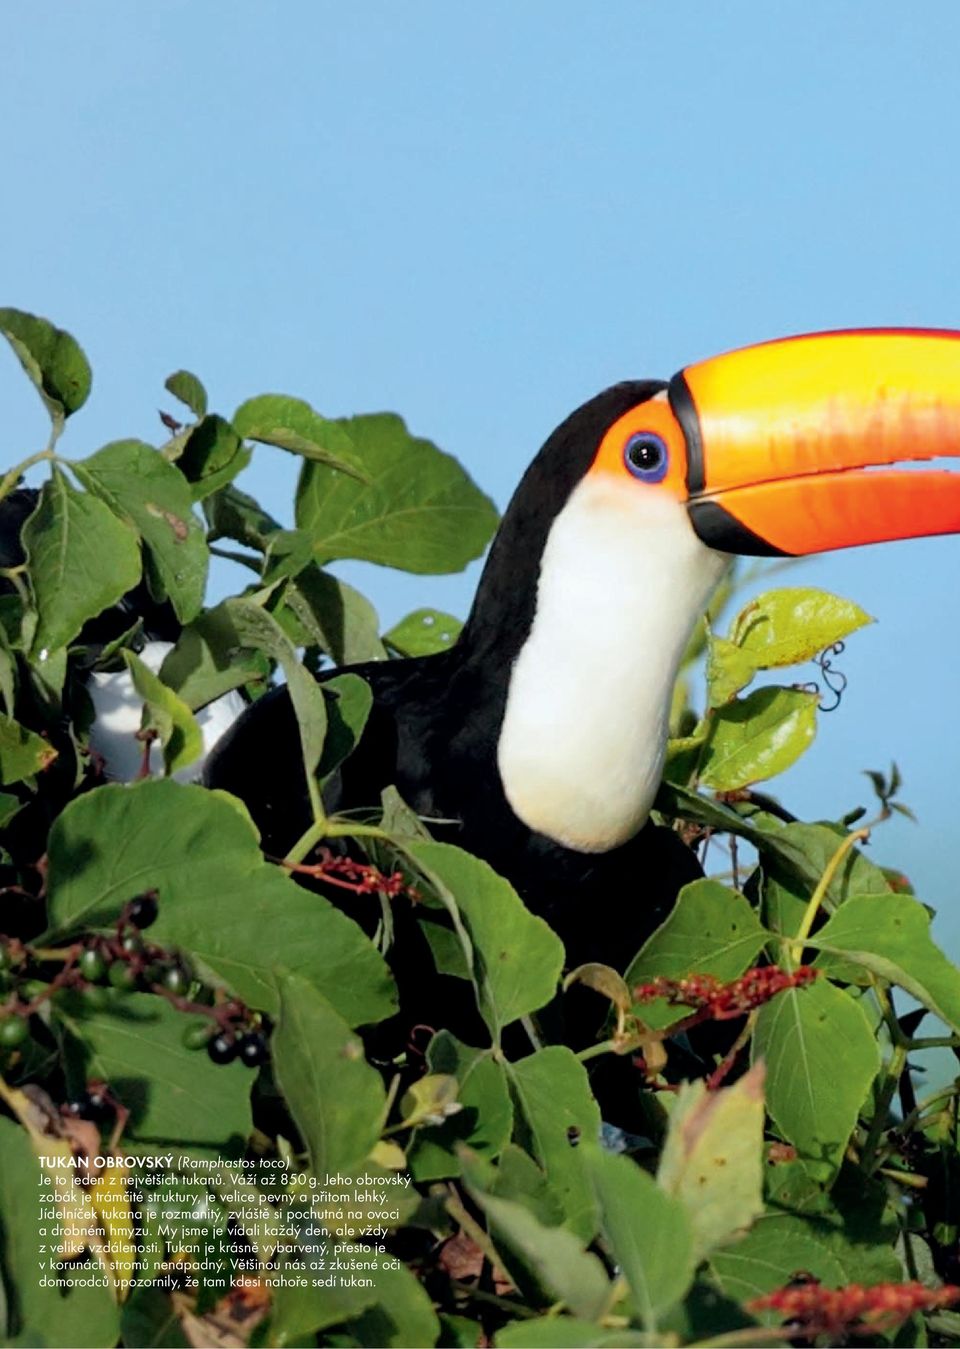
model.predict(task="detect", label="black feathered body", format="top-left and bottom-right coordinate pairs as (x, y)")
top-left (206, 381), bottom-right (703, 973)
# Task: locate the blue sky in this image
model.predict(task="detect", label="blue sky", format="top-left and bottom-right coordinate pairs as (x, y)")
top-left (4, 2), bottom-right (960, 968)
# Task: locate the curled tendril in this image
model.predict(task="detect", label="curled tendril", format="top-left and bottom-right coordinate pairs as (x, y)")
top-left (792, 641), bottom-right (848, 712)
top-left (814, 640), bottom-right (847, 712)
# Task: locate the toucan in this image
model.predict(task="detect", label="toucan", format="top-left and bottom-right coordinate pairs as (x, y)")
top-left (205, 328), bottom-right (960, 977)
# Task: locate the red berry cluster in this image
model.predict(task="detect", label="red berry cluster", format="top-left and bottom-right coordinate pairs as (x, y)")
top-left (633, 965), bottom-right (818, 1020)
top-left (286, 847), bottom-right (416, 899)
top-left (747, 1277), bottom-right (960, 1338)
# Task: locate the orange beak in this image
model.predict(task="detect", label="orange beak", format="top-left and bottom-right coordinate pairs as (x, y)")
top-left (674, 329), bottom-right (960, 556)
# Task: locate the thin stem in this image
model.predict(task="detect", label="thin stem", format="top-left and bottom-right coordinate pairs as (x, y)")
top-left (520, 1015), bottom-right (543, 1052)
top-left (283, 816), bottom-right (390, 867)
top-left (706, 1011), bottom-right (757, 1090)
top-left (444, 1185), bottom-right (505, 1280)
top-left (690, 1326), bottom-right (793, 1347)
top-left (873, 979), bottom-right (908, 1048)
top-left (896, 1084), bottom-right (958, 1139)
top-left (0, 447), bottom-right (55, 503)
top-left (861, 1039), bottom-right (908, 1171)
top-left (789, 827), bottom-right (870, 967)
top-left (902, 1230), bottom-right (920, 1281)
top-left (208, 544), bottom-right (263, 572)
top-left (448, 1281), bottom-right (534, 1318)
top-left (305, 776), bottom-right (325, 833)
top-left (576, 1038), bottom-right (618, 1064)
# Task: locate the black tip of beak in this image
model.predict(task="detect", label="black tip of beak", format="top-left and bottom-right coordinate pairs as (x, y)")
top-left (687, 498), bottom-right (792, 557)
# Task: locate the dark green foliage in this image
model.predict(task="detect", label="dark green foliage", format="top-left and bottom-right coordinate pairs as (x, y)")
top-left (0, 309), bottom-right (957, 1348)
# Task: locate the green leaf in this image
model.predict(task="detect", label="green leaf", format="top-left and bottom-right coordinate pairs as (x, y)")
top-left (279, 1242), bottom-right (437, 1346)
top-left (466, 1184), bottom-right (612, 1320)
top-left (752, 977), bottom-right (880, 1169)
top-left (164, 369), bottom-right (208, 418)
top-left (419, 917), bottom-right (472, 980)
top-left (625, 880), bottom-right (768, 1029)
top-left (23, 469), bottom-right (141, 654)
top-left (203, 482), bottom-right (281, 550)
top-left (296, 412), bottom-right (499, 573)
top-left (408, 1032), bottom-right (513, 1180)
top-left (440, 1315), bottom-right (487, 1347)
top-left (662, 727), bottom-right (708, 786)
top-left (656, 1063), bottom-right (766, 1259)
top-left (587, 1148), bottom-right (695, 1331)
top-left (399, 1072), bottom-right (461, 1127)
top-left (384, 607), bottom-right (463, 657)
top-left (381, 785), bottom-right (432, 841)
top-left (120, 1287), bottom-right (189, 1348)
top-left (261, 526), bottom-right (315, 585)
top-left (334, 1251), bottom-right (441, 1348)
top-left (658, 1280), bottom-right (759, 1344)
top-left (656, 785), bottom-right (872, 906)
top-left (0, 711), bottom-right (57, 784)
top-left (233, 394), bottom-right (368, 476)
top-left (120, 650), bottom-right (203, 775)
top-left (0, 307), bottom-right (92, 421)
top-left (710, 1210), bottom-right (901, 1304)
top-left (0, 641), bottom-right (15, 716)
top-left (55, 989), bottom-right (251, 1150)
top-left (0, 1117), bottom-right (120, 1346)
top-left (656, 781), bottom-right (767, 836)
top-left (73, 439), bottom-right (208, 624)
top-left (158, 602), bottom-right (269, 709)
top-left (45, 780), bottom-right (397, 1026)
top-left (318, 673), bottom-right (373, 780)
top-left (706, 634), bottom-right (758, 705)
top-left (281, 565), bottom-right (386, 664)
top-left (402, 841), bottom-right (564, 1042)
top-left (268, 1232), bottom-right (379, 1338)
top-left (731, 587), bottom-right (873, 667)
top-left (272, 971), bottom-right (386, 1176)
top-left (507, 1047), bottom-right (601, 1241)
top-left (224, 598), bottom-right (327, 810)
top-left (175, 415), bottom-right (251, 501)
top-left (699, 687), bottom-right (818, 790)
top-left (760, 822), bottom-right (892, 941)
top-left (811, 893), bottom-right (960, 1032)
top-left (496, 1321), bottom-right (654, 1348)
top-left (0, 790), bottom-right (22, 826)
top-left (485, 1144), bottom-right (565, 1227)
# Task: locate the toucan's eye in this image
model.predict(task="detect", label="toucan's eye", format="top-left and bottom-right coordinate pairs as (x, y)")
top-left (624, 432), bottom-right (669, 482)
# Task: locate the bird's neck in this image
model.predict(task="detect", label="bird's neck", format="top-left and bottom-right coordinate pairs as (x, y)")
top-left (483, 476), bottom-right (727, 852)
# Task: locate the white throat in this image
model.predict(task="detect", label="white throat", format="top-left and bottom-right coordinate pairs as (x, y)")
top-left (497, 475), bottom-right (727, 852)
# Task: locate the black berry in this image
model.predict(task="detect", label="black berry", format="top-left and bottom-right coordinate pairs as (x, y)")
top-left (237, 1032), bottom-right (269, 1068)
top-left (120, 932), bottom-right (144, 956)
top-left (207, 1032), bottom-right (238, 1065)
top-left (85, 1088), bottom-right (112, 1124)
top-left (128, 893), bottom-right (158, 930)
top-left (65, 1089), bottom-right (112, 1125)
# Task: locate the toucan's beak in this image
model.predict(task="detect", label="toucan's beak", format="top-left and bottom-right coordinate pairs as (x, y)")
top-left (673, 329), bottom-right (960, 556)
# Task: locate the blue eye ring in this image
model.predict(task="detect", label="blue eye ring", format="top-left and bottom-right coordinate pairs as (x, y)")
top-left (624, 431), bottom-right (669, 482)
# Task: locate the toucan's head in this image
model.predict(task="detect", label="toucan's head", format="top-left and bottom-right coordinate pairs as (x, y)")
top-left (491, 328), bottom-right (960, 854)
top-left (584, 327), bottom-right (960, 558)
